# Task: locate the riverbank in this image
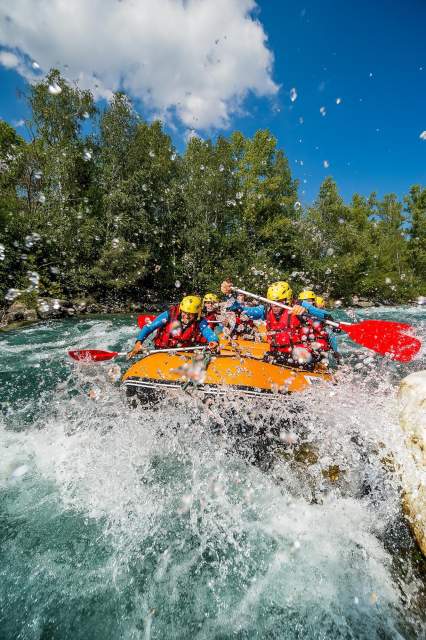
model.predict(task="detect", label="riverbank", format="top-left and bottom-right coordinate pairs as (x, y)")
top-left (0, 296), bottom-right (163, 332)
top-left (2, 293), bottom-right (424, 332)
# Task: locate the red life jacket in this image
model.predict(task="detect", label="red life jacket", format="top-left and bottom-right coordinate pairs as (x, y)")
top-left (154, 305), bottom-right (206, 348)
top-left (203, 310), bottom-right (219, 330)
top-left (266, 308), bottom-right (304, 353)
top-left (310, 318), bottom-right (331, 351)
top-left (298, 317), bottom-right (331, 352)
top-left (235, 311), bottom-right (254, 329)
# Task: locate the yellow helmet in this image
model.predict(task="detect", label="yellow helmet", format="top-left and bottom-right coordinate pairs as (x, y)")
top-left (203, 293), bottom-right (219, 305)
top-left (266, 281), bottom-right (292, 303)
top-left (180, 295), bottom-right (202, 315)
top-left (298, 290), bottom-right (316, 302)
top-left (315, 296), bottom-right (325, 308)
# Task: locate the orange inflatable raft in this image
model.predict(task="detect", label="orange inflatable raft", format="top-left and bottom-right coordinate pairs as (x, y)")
top-left (122, 339), bottom-right (332, 400)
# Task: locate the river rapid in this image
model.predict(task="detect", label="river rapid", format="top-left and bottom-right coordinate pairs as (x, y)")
top-left (1, 307), bottom-right (426, 639)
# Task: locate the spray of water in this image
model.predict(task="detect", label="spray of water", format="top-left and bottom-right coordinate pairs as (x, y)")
top-left (0, 312), bottom-right (425, 638)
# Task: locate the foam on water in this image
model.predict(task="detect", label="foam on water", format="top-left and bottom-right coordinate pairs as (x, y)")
top-left (0, 310), bottom-right (425, 638)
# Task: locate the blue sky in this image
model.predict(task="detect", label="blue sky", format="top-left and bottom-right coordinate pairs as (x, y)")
top-left (0, 0), bottom-right (425, 204)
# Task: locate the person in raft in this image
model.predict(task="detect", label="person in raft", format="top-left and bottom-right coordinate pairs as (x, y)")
top-left (225, 291), bottom-right (257, 340)
top-left (300, 292), bottom-right (342, 363)
top-left (202, 293), bottom-right (223, 336)
top-left (220, 280), bottom-right (327, 369)
top-left (127, 295), bottom-right (219, 359)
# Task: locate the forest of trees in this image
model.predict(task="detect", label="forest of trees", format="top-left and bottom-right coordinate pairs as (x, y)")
top-left (1, 69), bottom-right (425, 311)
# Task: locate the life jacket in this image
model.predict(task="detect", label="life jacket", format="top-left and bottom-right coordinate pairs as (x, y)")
top-left (266, 308), bottom-right (304, 353)
top-left (203, 310), bottom-right (219, 330)
top-left (154, 305), bottom-right (206, 348)
top-left (234, 310), bottom-right (254, 330)
top-left (299, 317), bottom-right (331, 352)
top-left (229, 308), bottom-right (255, 339)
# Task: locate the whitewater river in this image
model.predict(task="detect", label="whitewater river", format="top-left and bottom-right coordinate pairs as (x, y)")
top-left (1, 307), bottom-right (426, 639)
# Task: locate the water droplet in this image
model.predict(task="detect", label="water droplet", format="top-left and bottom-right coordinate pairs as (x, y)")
top-left (336, 97), bottom-right (342, 105)
top-left (419, 131), bottom-right (426, 141)
top-left (219, 164), bottom-right (225, 172)
top-left (27, 271), bottom-right (40, 289)
top-left (38, 193), bottom-right (46, 204)
top-left (0, 243), bottom-right (5, 261)
top-left (320, 106), bottom-right (326, 117)
top-left (175, 280), bottom-right (181, 288)
top-left (326, 247), bottom-right (334, 256)
top-left (294, 201), bottom-right (301, 210)
top-left (83, 149), bottom-right (92, 161)
top-left (5, 288), bottom-right (21, 302)
top-left (179, 494), bottom-right (193, 513)
top-left (323, 160), bottom-right (329, 168)
top-left (385, 277), bottom-right (392, 284)
top-left (25, 233), bottom-right (41, 249)
top-left (112, 238), bottom-right (120, 248)
top-left (290, 87), bottom-right (298, 102)
top-left (149, 150), bottom-right (155, 158)
top-left (48, 82), bottom-right (62, 95)
top-left (11, 464), bottom-right (30, 479)
top-left (32, 61), bottom-right (40, 70)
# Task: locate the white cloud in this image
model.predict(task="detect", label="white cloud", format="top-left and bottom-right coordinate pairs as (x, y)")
top-left (0, 0), bottom-right (278, 130)
top-left (0, 50), bottom-right (19, 68)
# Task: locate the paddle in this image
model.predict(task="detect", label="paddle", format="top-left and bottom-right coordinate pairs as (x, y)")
top-left (231, 287), bottom-right (421, 363)
top-left (68, 346), bottom-right (206, 362)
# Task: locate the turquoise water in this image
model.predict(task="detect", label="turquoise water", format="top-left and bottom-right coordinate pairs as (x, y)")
top-left (1, 309), bottom-right (426, 639)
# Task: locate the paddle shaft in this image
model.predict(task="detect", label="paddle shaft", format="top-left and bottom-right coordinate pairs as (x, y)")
top-left (145, 346), bottom-right (206, 355)
top-left (231, 287), bottom-right (341, 328)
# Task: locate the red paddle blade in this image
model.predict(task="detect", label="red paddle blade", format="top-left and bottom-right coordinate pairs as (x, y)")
top-left (68, 349), bottom-right (118, 362)
top-left (137, 313), bottom-right (156, 329)
top-left (341, 320), bottom-right (421, 362)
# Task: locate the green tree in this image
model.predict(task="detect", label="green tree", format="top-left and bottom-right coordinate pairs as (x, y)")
top-left (231, 130), bottom-right (300, 287)
top-left (0, 120), bottom-right (25, 299)
top-left (405, 185), bottom-right (426, 284)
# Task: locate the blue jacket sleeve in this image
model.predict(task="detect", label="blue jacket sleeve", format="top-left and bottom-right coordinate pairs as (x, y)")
top-left (301, 301), bottom-right (331, 320)
top-left (199, 319), bottom-right (219, 342)
top-left (223, 295), bottom-right (241, 312)
top-left (241, 305), bottom-right (266, 321)
top-left (136, 310), bottom-right (169, 342)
